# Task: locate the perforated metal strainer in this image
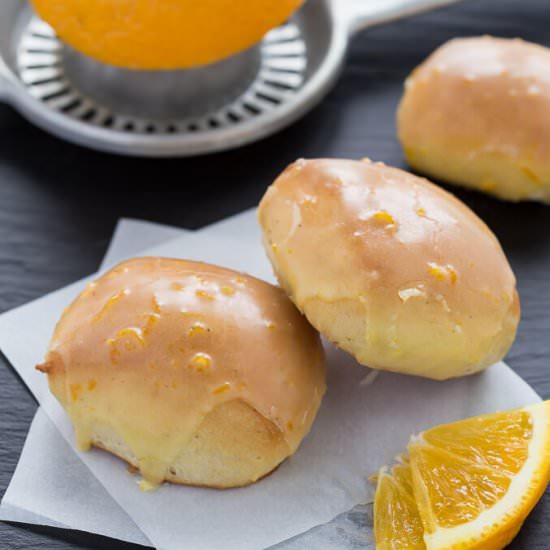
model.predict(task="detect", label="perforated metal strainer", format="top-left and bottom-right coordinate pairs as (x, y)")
top-left (0, 0), bottom-right (461, 156)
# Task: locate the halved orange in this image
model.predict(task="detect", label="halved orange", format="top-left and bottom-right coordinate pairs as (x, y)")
top-left (374, 401), bottom-right (550, 549)
top-left (31, 0), bottom-right (303, 70)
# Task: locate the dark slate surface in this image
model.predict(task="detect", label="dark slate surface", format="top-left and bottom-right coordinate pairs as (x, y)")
top-left (1, 0), bottom-right (549, 548)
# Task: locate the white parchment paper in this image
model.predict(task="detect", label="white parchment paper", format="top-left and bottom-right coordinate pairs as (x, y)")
top-left (102, 218), bottom-right (187, 270)
top-left (0, 408), bottom-right (150, 546)
top-left (1, 218), bottom-right (190, 547)
top-left (0, 212), bottom-right (541, 550)
top-left (0, 213), bottom-right (268, 547)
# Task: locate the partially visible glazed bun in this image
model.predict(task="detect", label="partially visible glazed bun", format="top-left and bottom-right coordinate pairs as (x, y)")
top-left (398, 36), bottom-right (550, 203)
top-left (258, 158), bottom-right (520, 380)
top-left (37, 258), bottom-right (325, 489)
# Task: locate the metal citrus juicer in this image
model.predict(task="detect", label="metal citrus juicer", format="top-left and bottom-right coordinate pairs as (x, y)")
top-left (0, 0), bottom-right (461, 157)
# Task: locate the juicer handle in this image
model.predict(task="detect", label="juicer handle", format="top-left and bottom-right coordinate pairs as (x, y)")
top-left (342, 0), bottom-right (464, 36)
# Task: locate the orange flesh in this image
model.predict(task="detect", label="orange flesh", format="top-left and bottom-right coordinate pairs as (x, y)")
top-left (374, 463), bottom-right (426, 549)
top-left (411, 409), bottom-right (533, 531)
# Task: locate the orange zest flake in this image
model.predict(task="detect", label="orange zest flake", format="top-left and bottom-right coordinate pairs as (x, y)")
top-left (151, 296), bottom-right (161, 315)
top-left (87, 379), bottom-right (97, 391)
top-left (80, 281), bottom-right (97, 298)
top-left (195, 289), bottom-right (214, 301)
top-left (92, 288), bottom-right (130, 323)
top-left (188, 322), bottom-right (208, 336)
top-left (372, 211), bottom-right (395, 225)
top-left (116, 327), bottom-right (145, 346)
top-left (212, 382), bottom-right (231, 395)
top-left (170, 282), bottom-right (184, 291)
top-left (521, 165), bottom-right (542, 184)
top-left (287, 421), bottom-right (294, 431)
top-left (106, 338), bottom-right (121, 364)
top-left (70, 383), bottom-right (82, 401)
top-left (220, 285), bottom-right (235, 296)
top-left (189, 353), bottom-right (212, 372)
top-left (427, 262), bottom-right (458, 284)
top-left (449, 268), bottom-right (458, 284)
top-left (143, 312), bottom-right (160, 336)
top-left (428, 264), bottom-right (446, 281)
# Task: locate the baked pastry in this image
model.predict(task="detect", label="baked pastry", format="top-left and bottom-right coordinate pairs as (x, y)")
top-left (398, 36), bottom-right (550, 203)
top-left (31, 0), bottom-right (303, 70)
top-left (37, 257), bottom-right (325, 489)
top-left (258, 158), bottom-right (519, 380)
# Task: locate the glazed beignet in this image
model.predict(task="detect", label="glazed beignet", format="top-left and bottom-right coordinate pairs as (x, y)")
top-left (259, 158), bottom-right (519, 380)
top-left (38, 257), bottom-right (325, 489)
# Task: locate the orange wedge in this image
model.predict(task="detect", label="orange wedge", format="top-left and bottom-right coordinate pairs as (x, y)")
top-left (374, 401), bottom-right (550, 549)
top-left (374, 460), bottom-right (426, 549)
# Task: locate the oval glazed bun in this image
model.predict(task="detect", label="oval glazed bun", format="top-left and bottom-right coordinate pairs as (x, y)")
top-left (398, 36), bottom-right (550, 203)
top-left (37, 257), bottom-right (325, 489)
top-left (258, 158), bottom-right (519, 380)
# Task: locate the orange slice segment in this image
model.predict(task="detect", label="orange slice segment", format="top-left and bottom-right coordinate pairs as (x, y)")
top-left (374, 461), bottom-right (426, 549)
top-left (409, 401), bottom-right (550, 549)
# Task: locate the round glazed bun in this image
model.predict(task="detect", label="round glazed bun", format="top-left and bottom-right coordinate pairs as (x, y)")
top-left (398, 36), bottom-right (550, 203)
top-left (258, 158), bottom-right (519, 380)
top-left (37, 257), bottom-right (325, 489)
top-left (31, 0), bottom-right (303, 70)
